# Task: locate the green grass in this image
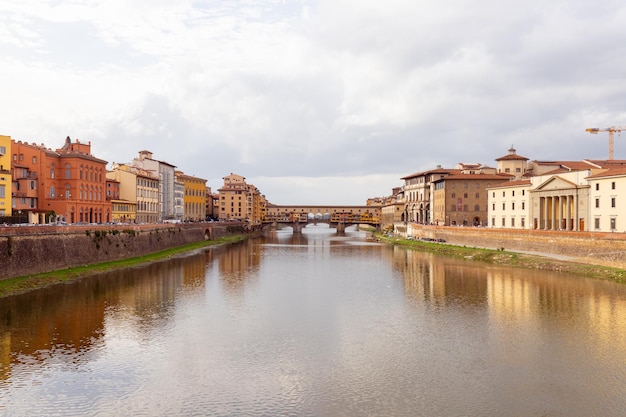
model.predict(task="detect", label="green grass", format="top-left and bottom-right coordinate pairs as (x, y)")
top-left (376, 233), bottom-right (626, 285)
top-left (0, 235), bottom-right (245, 298)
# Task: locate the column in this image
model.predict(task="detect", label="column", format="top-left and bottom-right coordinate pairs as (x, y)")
top-left (541, 197), bottom-right (548, 230)
top-left (566, 195), bottom-right (572, 231)
top-left (550, 196), bottom-right (556, 230)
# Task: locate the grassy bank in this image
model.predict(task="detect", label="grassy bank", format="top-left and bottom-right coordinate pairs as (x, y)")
top-left (377, 234), bottom-right (626, 285)
top-left (0, 235), bottom-right (246, 298)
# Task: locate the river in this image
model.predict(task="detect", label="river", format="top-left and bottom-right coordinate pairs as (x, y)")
top-left (1, 225), bottom-right (625, 416)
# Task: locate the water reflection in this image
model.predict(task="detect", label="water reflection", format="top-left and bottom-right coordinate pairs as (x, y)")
top-left (0, 227), bottom-right (625, 416)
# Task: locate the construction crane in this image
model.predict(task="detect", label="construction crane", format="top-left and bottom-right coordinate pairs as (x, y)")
top-left (586, 126), bottom-right (626, 160)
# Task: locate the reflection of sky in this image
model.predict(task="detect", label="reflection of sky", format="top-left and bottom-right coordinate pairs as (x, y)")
top-left (2, 233), bottom-right (626, 416)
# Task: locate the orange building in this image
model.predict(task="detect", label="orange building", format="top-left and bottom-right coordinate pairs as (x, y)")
top-left (11, 136), bottom-right (110, 224)
top-left (44, 137), bottom-right (110, 223)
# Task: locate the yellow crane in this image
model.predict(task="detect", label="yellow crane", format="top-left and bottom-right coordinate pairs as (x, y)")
top-left (586, 126), bottom-right (626, 160)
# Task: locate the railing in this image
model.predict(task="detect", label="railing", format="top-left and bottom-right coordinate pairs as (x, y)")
top-left (264, 213), bottom-right (380, 224)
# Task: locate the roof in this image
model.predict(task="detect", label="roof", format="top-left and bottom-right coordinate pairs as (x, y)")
top-left (434, 173), bottom-right (513, 181)
top-left (586, 166), bottom-right (626, 179)
top-left (401, 167), bottom-right (460, 180)
top-left (495, 146), bottom-right (529, 161)
top-left (487, 179), bottom-right (532, 189)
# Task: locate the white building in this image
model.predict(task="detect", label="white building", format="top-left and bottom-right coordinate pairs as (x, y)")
top-left (488, 179), bottom-right (532, 229)
top-left (586, 167), bottom-right (626, 232)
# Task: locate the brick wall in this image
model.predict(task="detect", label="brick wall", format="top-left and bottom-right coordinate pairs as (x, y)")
top-left (404, 224), bottom-right (626, 268)
top-left (0, 224), bottom-right (235, 280)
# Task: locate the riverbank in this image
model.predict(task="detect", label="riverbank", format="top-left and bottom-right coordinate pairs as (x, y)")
top-left (377, 234), bottom-right (626, 285)
top-left (0, 235), bottom-right (246, 299)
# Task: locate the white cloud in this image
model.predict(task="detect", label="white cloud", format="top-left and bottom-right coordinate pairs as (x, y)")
top-left (2, 0), bottom-right (626, 204)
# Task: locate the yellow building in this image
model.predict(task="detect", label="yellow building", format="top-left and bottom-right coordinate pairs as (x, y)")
top-left (176, 171), bottom-right (207, 222)
top-left (111, 199), bottom-right (137, 223)
top-left (0, 135), bottom-right (11, 217)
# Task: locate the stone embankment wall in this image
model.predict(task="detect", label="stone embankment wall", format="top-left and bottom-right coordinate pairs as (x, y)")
top-left (0, 223), bottom-right (236, 280)
top-left (397, 223), bottom-right (626, 268)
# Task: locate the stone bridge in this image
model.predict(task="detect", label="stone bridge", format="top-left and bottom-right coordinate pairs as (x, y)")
top-left (264, 205), bottom-right (381, 233)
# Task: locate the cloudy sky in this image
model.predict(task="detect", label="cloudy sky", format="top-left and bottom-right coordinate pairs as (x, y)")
top-left (2, 0), bottom-right (626, 205)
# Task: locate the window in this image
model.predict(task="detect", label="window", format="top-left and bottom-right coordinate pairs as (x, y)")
top-left (522, 202), bottom-right (525, 210)
top-left (612, 197), bottom-right (616, 208)
top-left (492, 217), bottom-right (495, 226)
top-left (595, 198), bottom-right (600, 208)
top-left (516, 167), bottom-right (521, 173)
top-left (512, 190), bottom-right (515, 196)
top-left (0, 184), bottom-right (4, 198)
top-left (492, 192), bottom-right (495, 198)
top-left (464, 193), bottom-right (468, 198)
top-left (596, 183), bottom-right (600, 191)
top-left (512, 202), bottom-right (515, 210)
top-left (50, 164), bottom-right (55, 178)
top-left (0, 145), bottom-right (6, 155)
top-left (511, 218), bottom-right (515, 227)
top-left (522, 190), bottom-right (525, 196)
top-left (475, 193), bottom-right (479, 198)
top-left (505, 168), bottom-right (510, 173)
top-left (594, 218), bottom-right (600, 229)
top-left (451, 205), bottom-right (456, 212)
top-left (502, 218), bottom-right (505, 226)
top-left (502, 191), bottom-right (505, 197)
top-left (451, 192), bottom-right (456, 198)
top-left (32, 156), bottom-right (37, 163)
top-left (612, 182), bottom-right (616, 190)
top-left (502, 203), bottom-right (505, 210)
top-left (50, 186), bottom-right (55, 198)
top-left (474, 204), bottom-right (480, 211)
top-left (521, 218), bottom-right (525, 228)
top-left (610, 217), bottom-right (616, 230)
top-left (492, 203), bottom-right (496, 210)
top-left (65, 164), bottom-right (71, 179)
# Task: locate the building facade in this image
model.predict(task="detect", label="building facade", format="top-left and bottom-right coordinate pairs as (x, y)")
top-left (487, 180), bottom-right (532, 229)
top-left (0, 135), bottom-right (12, 217)
top-left (176, 171), bottom-right (207, 222)
top-left (131, 150), bottom-right (176, 222)
top-left (401, 166), bottom-right (459, 224)
top-left (42, 137), bottom-right (110, 224)
top-left (587, 167), bottom-right (626, 232)
top-left (218, 173), bottom-right (266, 225)
top-left (432, 172), bottom-right (511, 226)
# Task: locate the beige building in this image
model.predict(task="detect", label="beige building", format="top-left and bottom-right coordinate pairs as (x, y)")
top-left (218, 173), bottom-right (266, 225)
top-left (586, 167), bottom-right (626, 232)
top-left (432, 169), bottom-right (511, 226)
top-left (401, 166), bottom-right (459, 224)
top-left (380, 187), bottom-right (405, 229)
top-left (106, 163), bottom-right (137, 223)
top-left (487, 180), bottom-right (532, 229)
top-left (487, 148), bottom-right (626, 231)
top-left (136, 170), bottom-right (160, 223)
top-left (131, 150), bottom-right (176, 222)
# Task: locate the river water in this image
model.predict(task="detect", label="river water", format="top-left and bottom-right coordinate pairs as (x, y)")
top-left (1, 225), bottom-right (625, 416)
